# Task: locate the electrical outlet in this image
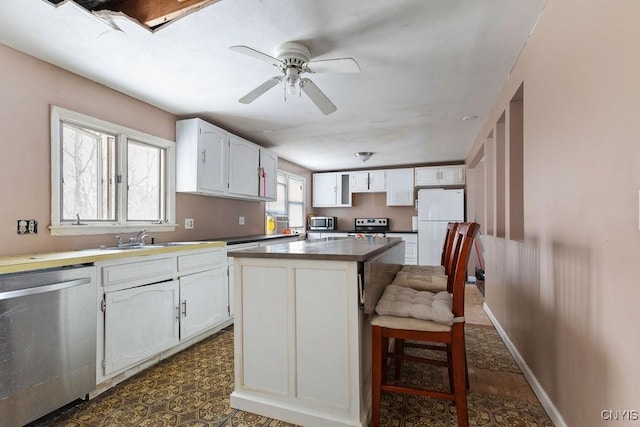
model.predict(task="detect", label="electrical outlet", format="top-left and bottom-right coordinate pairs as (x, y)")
top-left (239, 216), bottom-right (245, 225)
top-left (17, 219), bottom-right (38, 235)
top-left (185, 218), bottom-right (194, 229)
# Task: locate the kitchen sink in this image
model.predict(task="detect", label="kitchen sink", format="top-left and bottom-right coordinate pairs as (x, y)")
top-left (98, 245), bottom-right (154, 250)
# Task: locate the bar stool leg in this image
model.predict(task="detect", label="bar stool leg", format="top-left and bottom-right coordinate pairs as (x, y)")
top-left (371, 325), bottom-right (383, 427)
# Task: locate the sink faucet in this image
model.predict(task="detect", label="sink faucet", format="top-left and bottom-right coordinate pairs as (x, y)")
top-left (130, 229), bottom-right (148, 245)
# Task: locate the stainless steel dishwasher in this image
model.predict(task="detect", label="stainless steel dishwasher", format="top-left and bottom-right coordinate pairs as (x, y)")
top-left (0, 265), bottom-right (97, 427)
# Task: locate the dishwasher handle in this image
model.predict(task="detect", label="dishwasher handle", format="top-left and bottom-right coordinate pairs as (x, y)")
top-left (0, 278), bottom-right (92, 301)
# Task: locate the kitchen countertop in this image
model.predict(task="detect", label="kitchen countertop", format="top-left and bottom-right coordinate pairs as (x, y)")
top-left (228, 236), bottom-right (403, 262)
top-left (220, 233), bottom-right (302, 245)
top-left (0, 233), bottom-right (303, 275)
top-left (0, 241), bottom-right (226, 275)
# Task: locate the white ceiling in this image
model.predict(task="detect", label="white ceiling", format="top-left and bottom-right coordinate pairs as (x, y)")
top-left (0, 0), bottom-right (546, 171)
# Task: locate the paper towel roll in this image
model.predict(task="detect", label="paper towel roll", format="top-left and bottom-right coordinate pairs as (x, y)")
top-left (411, 216), bottom-right (418, 231)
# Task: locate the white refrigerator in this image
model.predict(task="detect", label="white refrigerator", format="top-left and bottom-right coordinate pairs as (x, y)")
top-left (417, 188), bottom-right (464, 265)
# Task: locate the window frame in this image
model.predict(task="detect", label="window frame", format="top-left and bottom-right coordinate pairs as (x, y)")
top-left (266, 171), bottom-right (306, 232)
top-left (50, 106), bottom-right (176, 236)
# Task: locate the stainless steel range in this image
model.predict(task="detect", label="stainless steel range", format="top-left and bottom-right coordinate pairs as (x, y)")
top-left (349, 217), bottom-right (389, 237)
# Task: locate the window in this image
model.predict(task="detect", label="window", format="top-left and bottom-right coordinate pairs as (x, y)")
top-left (51, 106), bottom-right (176, 235)
top-left (266, 172), bottom-right (306, 232)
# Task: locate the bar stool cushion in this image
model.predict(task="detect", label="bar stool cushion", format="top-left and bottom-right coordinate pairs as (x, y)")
top-left (370, 313), bottom-right (453, 332)
top-left (374, 285), bottom-right (454, 325)
top-left (391, 270), bottom-right (447, 292)
top-left (400, 264), bottom-right (446, 275)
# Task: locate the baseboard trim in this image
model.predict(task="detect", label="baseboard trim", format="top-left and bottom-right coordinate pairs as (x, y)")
top-left (482, 302), bottom-right (567, 427)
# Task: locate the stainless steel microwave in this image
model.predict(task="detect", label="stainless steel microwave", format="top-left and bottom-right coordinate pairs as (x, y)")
top-left (309, 216), bottom-right (336, 230)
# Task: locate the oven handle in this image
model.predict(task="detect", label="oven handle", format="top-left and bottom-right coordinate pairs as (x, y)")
top-left (0, 278), bottom-right (92, 301)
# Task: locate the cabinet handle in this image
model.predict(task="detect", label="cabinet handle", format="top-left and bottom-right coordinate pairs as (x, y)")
top-left (182, 300), bottom-right (187, 317)
top-left (176, 306), bottom-right (180, 320)
top-left (201, 149), bottom-right (206, 163)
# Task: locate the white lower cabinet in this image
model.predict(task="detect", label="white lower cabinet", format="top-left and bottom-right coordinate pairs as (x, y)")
top-left (227, 242), bottom-right (260, 319)
top-left (179, 269), bottom-right (228, 341)
top-left (104, 280), bottom-right (180, 375)
top-left (307, 232), bottom-right (349, 239)
top-left (386, 233), bottom-right (418, 265)
top-left (98, 247), bottom-right (230, 383)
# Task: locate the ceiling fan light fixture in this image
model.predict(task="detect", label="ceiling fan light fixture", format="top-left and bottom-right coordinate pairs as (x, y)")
top-left (230, 42), bottom-right (359, 115)
top-left (355, 152), bottom-right (374, 162)
top-left (285, 67), bottom-right (301, 98)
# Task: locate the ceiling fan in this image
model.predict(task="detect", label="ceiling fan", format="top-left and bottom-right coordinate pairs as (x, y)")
top-left (230, 42), bottom-right (360, 115)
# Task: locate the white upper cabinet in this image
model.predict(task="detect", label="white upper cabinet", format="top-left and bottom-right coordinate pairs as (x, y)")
top-left (351, 170), bottom-right (386, 193)
top-left (313, 172), bottom-right (352, 207)
top-left (228, 135), bottom-right (260, 197)
top-left (313, 173), bottom-right (338, 206)
top-left (176, 118), bottom-right (228, 194)
top-left (415, 165), bottom-right (465, 187)
top-left (385, 168), bottom-right (414, 206)
top-left (259, 148), bottom-right (278, 201)
top-left (176, 118), bottom-right (277, 201)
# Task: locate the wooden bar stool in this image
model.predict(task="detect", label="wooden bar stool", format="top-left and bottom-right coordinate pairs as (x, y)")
top-left (370, 223), bottom-right (478, 427)
top-left (393, 222), bottom-right (459, 293)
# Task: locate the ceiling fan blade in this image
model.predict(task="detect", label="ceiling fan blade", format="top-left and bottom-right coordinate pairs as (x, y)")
top-left (239, 76), bottom-right (283, 104)
top-left (230, 45), bottom-right (282, 67)
top-left (300, 78), bottom-right (337, 115)
top-left (305, 58), bottom-right (361, 73)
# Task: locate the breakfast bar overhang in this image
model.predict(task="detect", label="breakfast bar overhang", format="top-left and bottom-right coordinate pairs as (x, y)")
top-left (228, 237), bottom-right (404, 427)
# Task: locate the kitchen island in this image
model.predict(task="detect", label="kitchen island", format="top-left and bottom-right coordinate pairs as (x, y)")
top-left (228, 237), bottom-right (404, 427)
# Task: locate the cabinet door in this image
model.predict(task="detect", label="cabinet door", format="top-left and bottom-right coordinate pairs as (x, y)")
top-left (386, 233), bottom-right (418, 265)
top-left (439, 165), bottom-right (465, 185)
top-left (368, 170), bottom-right (386, 191)
top-left (386, 168), bottom-right (414, 206)
top-left (180, 269), bottom-right (228, 341)
top-left (414, 167), bottom-right (441, 186)
top-left (104, 280), bottom-right (179, 375)
top-left (259, 149), bottom-right (278, 200)
top-left (313, 173), bottom-right (338, 206)
top-left (350, 172), bottom-right (370, 192)
top-left (228, 135), bottom-right (260, 197)
top-left (199, 122), bottom-right (228, 193)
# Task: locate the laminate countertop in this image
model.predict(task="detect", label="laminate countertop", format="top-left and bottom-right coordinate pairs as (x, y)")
top-left (227, 236), bottom-right (403, 262)
top-left (0, 241), bottom-right (226, 275)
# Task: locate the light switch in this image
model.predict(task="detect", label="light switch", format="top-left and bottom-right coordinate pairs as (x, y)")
top-left (239, 216), bottom-right (245, 225)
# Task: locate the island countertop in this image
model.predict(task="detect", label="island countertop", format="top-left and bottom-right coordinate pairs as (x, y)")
top-left (227, 236), bottom-right (402, 262)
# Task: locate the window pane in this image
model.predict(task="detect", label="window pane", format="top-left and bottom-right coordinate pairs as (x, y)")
top-left (127, 140), bottom-right (164, 221)
top-left (288, 176), bottom-right (304, 202)
top-left (267, 182), bottom-right (286, 214)
top-left (61, 122), bottom-right (116, 221)
top-left (289, 203), bottom-right (304, 228)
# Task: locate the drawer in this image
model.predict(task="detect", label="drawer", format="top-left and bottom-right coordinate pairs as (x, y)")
top-left (102, 257), bottom-right (176, 291)
top-left (404, 257), bottom-right (418, 265)
top-left (405, 243), bottom-right (418, 258)
top-left (178, 249), bottom-right (226, 274)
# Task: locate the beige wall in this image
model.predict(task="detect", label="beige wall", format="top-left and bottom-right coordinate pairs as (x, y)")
top-left (0, 44), bottom-right (311, 256)
top-left (465, 1), bottom-right (640, 425)
top-left (314, 192), bottom-right (416, 231)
